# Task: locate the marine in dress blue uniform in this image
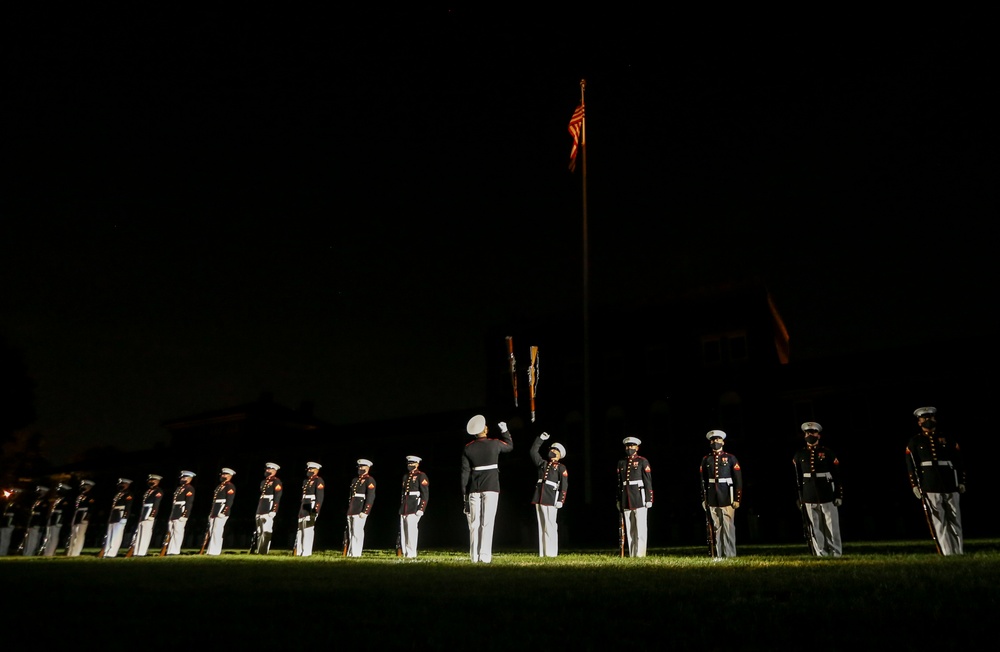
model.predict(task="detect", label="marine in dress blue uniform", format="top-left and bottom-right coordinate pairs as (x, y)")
top-left (205, 467), bottom-right (235, 555)
top-left (618, 436), bottom-right (653, 557)
top-left (66, 480), bottom-right (96, 557)
top-left (530, 433), bottom-right (568, 557)
top-left (0, 487), bottom-right (24, 556)
top-left (253, 463), bottom-right (282, 554)
top-left (296, 462), bottom-right (324, 556)
top-left (166, 471), bottom-right (195, 555)
top-left (461, 415), bottom-right (514, 563)
top-left (700, 430), bottom-right (742, 560)
top-left (906, 406), bottom-right (966, 555)
top-left (398, 455), bottom-right (429, 558)
top-left (101, 479), bottom-right (134, 558)
top-left (20, 486), bottom-right (49, 556)
top-left (346, 459), bottom-right (375, 557)
top-left (38, 483), bottom-right (70, 556)
top-left (133, 475), bottom-right (163, 556)
top-left (793, 422), bottom-right (843, 557)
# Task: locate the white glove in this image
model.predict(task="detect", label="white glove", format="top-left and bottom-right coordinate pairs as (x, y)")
top-left (498, 421), bottom-right (508, 432)
top-left (415, 510), bottom-right (424, 517)
top-left (958, 484), bottom-right (966, 494)
top-left (644, 501), bottom-right (653, 509)
top-left (701, 501), bottom-right (707, 511)
top-left (833, 498), bottom-right (842, 507)
top-left (912, 487), bottom-right (923, 499)
top-left (540, 432), bottom-right (550, 441)
top-left (555, 501), bottom-right (563, 509)
top-left (732, 501), bottom-right (740, 509)
top-left (359, 513), bottom-right (368, 519)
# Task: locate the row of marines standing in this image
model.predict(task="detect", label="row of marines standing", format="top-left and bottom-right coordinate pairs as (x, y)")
top-left (1, 405), bottom-right (965, 558)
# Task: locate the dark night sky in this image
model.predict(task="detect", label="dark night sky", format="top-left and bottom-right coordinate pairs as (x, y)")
top-left (3, 9), bottom-right (996, 465)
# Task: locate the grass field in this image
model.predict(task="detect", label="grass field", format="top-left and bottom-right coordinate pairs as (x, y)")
top-left (3, 539), bottom-right (996, 650)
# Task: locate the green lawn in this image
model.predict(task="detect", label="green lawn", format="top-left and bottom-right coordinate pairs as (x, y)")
top-left (4, 540), bottom-right (995, 650)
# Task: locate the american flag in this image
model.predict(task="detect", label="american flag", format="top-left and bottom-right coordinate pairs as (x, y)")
top-left (567, 102), bottom-right (585, 172)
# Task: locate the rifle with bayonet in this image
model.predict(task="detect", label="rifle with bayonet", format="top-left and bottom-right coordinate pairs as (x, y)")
top-left (527, 345), bottom-right (539, 423)
top-left (342, 518), bottom-right (349, 557)
top-left (505, 336), bottom-right (518, 408)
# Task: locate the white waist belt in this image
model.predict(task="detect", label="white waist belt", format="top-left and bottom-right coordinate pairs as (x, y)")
top-left (214, 499), bottom-right (226, 503)
top-left (920, 460), bottom-right (953, 467)
top-left (173, 501), bottom-right (186, 505)
top-left (545, 480), bottom-right (559, 488)
top-left (407, 491), bottom-right (420, 496)
top-left (803, 472), bottom-right (832, 479)
top-left (709, 478), bottom-right (733, 484)
top-left (113, 506), bottom-right (125, 510)
top-left (474, 464), bottom-right (498, 471)
top-left (354, 493), bottom-right (365, 498)
top-left (623, 480), bottom-right (642, 486)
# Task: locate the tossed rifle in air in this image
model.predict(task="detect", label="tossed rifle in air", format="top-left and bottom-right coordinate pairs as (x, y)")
top-left (527, 345), bottom-right (539, 422)
top-left (505, 336), bottom-right (518, 408)
top-left (908, 447), bottom-right (942, 555)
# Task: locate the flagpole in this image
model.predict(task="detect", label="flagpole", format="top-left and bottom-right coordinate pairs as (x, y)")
top-left (578, 78), bottom-right (592, 505)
